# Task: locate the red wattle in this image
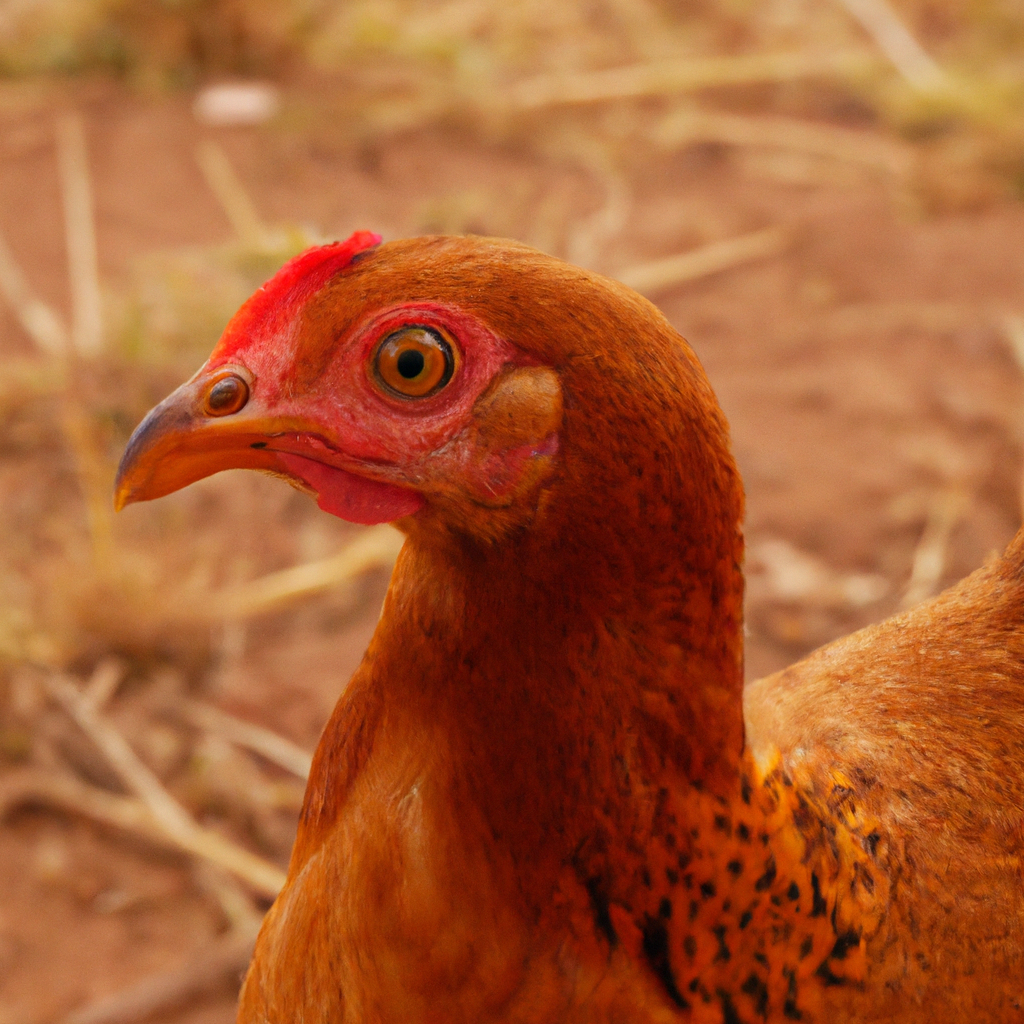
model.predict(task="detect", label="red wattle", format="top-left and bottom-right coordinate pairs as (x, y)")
top-left (277, 453), bottom-right (424, 525)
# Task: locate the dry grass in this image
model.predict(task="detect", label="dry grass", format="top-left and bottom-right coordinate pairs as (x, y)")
top-left (0, 127), bottom-right (397, 1022)
top-left (0, 3), bottom-right (1020, 1021)
top-left (0, 0), bottom-right (1020, 207)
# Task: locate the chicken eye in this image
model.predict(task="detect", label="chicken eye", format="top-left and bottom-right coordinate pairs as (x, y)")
top-left (204, 373), bottom-right (249, 416)
top-left (374, 327), bottom-right (455, 399)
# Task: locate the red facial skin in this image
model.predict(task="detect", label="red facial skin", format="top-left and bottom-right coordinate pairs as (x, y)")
top-left (222, 301), bottom-right (519, 524)
top-left (115, 234), bottom-right (552, 528)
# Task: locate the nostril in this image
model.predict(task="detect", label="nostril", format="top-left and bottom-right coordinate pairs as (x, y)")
top-left (205, 374), bottom-right (250, 416)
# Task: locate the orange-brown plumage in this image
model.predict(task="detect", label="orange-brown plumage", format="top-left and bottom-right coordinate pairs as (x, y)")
top-left (116, 234), bottom-right (1024, 1022)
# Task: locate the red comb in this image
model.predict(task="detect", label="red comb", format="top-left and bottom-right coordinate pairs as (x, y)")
top-left (213, 230), bottom-right (382, 359)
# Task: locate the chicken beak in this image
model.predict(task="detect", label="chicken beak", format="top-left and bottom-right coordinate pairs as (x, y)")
top-left (114, 367), bottom-right (291, 511)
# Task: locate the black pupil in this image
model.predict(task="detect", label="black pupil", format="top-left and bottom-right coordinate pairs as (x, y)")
top-left (397, 349), bottom-right (426, 379)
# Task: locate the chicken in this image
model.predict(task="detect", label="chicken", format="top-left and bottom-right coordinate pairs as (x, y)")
top-left (114, 232), bottom-right (1024, 1023)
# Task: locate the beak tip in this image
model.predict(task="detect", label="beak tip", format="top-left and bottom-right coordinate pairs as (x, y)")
top-left (113, 456), bottom-right (141, 511)
top-left (113, 388), bottom-right (192, 510)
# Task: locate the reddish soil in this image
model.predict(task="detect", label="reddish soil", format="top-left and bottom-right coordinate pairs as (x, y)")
top-left (1, 77), bottom-right (1023, 1023)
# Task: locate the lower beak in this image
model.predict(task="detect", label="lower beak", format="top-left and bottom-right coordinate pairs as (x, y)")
top-left (114, 372), bottom-right (302, 511)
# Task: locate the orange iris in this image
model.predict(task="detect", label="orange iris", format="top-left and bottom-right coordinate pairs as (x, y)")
top-left (373, 327), bottom-right (456, 399)
top-left (204, 372), bottom-right (249, 416)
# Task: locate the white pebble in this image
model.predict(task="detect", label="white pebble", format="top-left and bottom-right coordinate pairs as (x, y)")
top-left (193, 82), bottom-right (281, 126)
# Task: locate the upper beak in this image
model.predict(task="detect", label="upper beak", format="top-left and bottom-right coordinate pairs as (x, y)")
top-left (114, 368), bottom-right (301, 511)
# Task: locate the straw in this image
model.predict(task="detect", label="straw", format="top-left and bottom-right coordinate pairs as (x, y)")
top-left (211, 525), bottom-right (404, 619)
top-left (56, 114), bottom-right (103, 356)
top-left (617, 226), bottom-right (789, 296)
top-left (179, 698), bottom-right (313, 780)
top-left (45, 673), bottom-right (286, 898)
top-left (507, 50), bottom-right (876, 109)
top-left (834, 0), bottom-right (948, 92)
top-left (196, 141), bottom-right (271, 249)
top-left (0, 227), bottom-right (68, 354)
top-left (654, 108), bottom-right (913, 177)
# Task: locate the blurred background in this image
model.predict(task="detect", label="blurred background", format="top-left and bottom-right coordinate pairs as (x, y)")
top-left (0, 1), bottom-right (1022, 1021)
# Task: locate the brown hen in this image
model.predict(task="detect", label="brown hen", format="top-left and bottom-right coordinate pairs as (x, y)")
top-left (115, 233), bottom-right (1024, 1023)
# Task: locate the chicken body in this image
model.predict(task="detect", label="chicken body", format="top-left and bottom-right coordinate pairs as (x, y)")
top-left (116, 235), bottom-right (1024, 1023)
top-left (746, 534), bottom-right (1024, 1019)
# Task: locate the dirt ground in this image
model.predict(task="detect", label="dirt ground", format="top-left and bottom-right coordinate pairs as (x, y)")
top-left (1, 72), bottom-right (1023, 1024)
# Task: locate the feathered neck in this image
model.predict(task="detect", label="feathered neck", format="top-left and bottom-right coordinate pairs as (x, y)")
top-left (294, 245), bottom-right (746, 872)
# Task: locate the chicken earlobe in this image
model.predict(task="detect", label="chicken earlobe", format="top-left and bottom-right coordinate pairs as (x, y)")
top-left (408, 365), bottom-right (563, 541)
